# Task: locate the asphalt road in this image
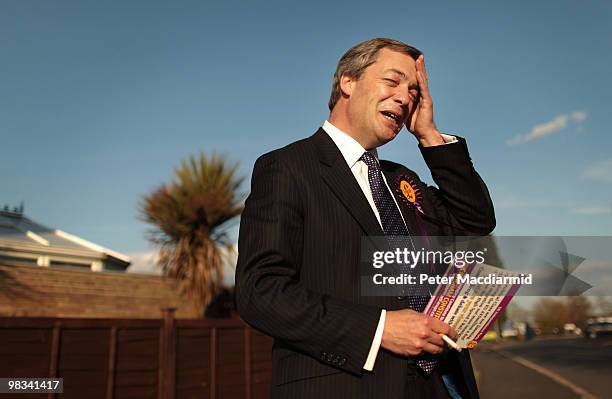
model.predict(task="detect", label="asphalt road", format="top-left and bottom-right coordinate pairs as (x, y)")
top-left (472, 336), bottom-right (612, 399)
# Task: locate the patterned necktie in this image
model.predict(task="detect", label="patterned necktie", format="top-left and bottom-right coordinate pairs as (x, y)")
top-left (360, 151), bottom-right (436, 374)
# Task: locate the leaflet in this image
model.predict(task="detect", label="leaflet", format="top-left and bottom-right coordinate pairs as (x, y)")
top-left (423, 263), bottom-right (523, 349)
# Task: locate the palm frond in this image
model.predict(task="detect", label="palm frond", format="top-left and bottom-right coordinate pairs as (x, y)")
top-left (140, 152), bottom-right (244, 314)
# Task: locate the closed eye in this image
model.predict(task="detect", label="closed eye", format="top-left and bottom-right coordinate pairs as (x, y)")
top-left (384, 78), bottom-right (399, 86)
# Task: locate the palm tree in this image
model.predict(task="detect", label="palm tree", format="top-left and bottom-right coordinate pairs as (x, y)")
top-left (141, 153), bottom-right (244, 314)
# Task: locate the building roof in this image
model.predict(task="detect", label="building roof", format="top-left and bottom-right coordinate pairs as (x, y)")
top-left (0, 208), bottom-right (130, 268)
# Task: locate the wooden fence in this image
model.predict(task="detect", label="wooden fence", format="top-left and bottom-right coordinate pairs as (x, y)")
top-left (0, 309), bottom-right (272, 399)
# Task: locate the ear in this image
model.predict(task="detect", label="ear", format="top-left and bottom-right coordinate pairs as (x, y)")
top-left (339, 74), bottom-right (355, 97)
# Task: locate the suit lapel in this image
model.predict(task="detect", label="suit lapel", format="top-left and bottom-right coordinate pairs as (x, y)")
top-left (312, 129), bottom-right (384, 237)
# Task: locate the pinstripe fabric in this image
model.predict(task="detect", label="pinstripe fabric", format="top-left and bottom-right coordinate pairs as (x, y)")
top-left (236, 128), bottom-right (495, 399)
top-left (360, 151), bottom-right (436, 375)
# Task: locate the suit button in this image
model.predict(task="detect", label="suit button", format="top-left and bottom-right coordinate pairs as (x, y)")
top-left (397, 296), bottom-right (406, 300)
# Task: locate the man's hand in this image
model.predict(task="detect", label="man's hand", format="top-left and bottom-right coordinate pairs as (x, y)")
top-left (407, 55), bottom-right (445, 147)
top-left (381, 309), bottom-right (458, 356)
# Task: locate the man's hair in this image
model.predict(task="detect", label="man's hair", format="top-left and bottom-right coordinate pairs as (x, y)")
top-left (328, 38), bottom-right (422, 111)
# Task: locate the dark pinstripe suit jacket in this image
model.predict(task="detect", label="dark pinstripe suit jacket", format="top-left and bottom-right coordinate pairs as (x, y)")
top-left (236, 128), bottom-right (495, 399)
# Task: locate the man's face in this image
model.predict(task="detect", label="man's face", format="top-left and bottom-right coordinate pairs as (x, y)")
top-left (343, 48), bottom-right (419, 149)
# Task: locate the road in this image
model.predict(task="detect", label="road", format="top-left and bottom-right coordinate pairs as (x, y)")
top-left (471, 336), bottom-right (612, 399)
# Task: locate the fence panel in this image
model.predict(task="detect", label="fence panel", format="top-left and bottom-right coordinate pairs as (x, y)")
top-left (0, 312), bottom-right (273, 399)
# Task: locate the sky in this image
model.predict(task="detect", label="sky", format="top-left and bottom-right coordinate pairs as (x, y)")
top-left (1, 1), bottom-right (611, 273)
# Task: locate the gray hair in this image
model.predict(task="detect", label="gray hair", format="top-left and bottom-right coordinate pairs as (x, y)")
top-left (328, 38), bottom-right (422, 111)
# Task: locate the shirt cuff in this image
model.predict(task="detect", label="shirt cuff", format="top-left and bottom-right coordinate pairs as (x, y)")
top-left (363, 309), bottom-right (386, 371)
top-left (441, 133), bottom-right (458, 144)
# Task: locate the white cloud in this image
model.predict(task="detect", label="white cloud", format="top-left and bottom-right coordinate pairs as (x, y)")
top-left (495, 198), bottom-right (554, 209)
top-left (496, 195), bottom-right (611, 215)
top-left (506, 110), bottom-right (588, 146)
top-left (581, 159), bottom-right (612, 184)
top-left (126, 251), bottom-right (162, 275)
top-left (494, 194), bottom-right (573, 210)
top-left (573, 206), bottom-right (612, 215)
top-left (126, 244), bottom-right (238, 287)
top-left (571, 110), bottom-right (587, 122)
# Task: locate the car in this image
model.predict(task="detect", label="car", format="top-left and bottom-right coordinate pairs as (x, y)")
top-left (501, 320), bottom-right (525, 339)
top-left (583, 317), bottom-right (612, 339)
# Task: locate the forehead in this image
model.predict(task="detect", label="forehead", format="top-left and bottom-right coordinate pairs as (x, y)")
top-left (368, 48), bottom-right (417, 78)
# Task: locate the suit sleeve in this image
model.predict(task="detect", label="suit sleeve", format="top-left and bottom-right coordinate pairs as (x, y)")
top-left (235, 153), bottom-right (382, 376)
top-left (419, 137), bottom-right (496, 235)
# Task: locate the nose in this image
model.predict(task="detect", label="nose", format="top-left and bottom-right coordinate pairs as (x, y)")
top-left (392, 85), bottom-right (411, 105)
top-left (392, 89), bottom-right (410, 114)
top-left (394, 96), bottom-right (407, 106)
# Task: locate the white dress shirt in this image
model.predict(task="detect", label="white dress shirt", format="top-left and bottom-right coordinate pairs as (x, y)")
top-left (322, 120), bottom-right (457, 371)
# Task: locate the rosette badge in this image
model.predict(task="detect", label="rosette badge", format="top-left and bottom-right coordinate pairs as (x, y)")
top-left (395, 175), bottom-right (423, 213)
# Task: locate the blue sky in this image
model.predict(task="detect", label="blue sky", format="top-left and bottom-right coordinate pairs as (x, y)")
top-left (2, 0), bottom-right (611, 259)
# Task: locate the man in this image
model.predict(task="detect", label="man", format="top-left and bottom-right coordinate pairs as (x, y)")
top-left (235, 38), bottom-right (495, 399)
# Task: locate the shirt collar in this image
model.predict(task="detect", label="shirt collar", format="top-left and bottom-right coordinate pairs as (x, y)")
top-left (322, 120), bottom-right (379, 168)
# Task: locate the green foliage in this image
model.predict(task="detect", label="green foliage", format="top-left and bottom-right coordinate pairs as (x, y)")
top-left (141, 152), bottom-right (244, 313)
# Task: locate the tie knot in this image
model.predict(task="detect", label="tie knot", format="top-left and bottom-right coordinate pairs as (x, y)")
top-left (360, 151), bottom-right (379, 170)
